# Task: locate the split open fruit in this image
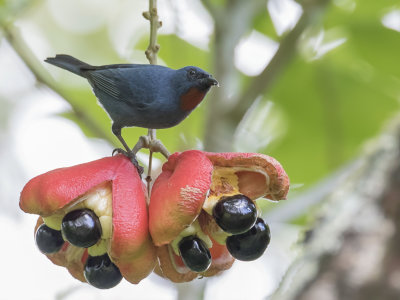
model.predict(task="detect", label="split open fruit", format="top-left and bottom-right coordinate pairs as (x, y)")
top-left (20, 150), bottom-right (289, 286)
top-left (149, 150), bottom-right (289, 283)
top-left (20, 155), bottom-right (157, 288)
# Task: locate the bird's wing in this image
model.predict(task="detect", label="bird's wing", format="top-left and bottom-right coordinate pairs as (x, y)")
top-left (86, 69), bottom-right (149, 110)
top-left (90, 63), bottom-right (153, 70)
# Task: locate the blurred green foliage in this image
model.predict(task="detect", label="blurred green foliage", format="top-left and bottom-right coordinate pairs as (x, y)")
top-left (2, 0), bottom-right (400, 192)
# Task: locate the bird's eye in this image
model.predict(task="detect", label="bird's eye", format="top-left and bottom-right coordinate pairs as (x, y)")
top-left (189, 70), bottom-right (196, 76)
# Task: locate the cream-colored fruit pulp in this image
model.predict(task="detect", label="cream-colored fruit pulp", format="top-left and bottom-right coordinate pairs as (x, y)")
top-left (202, 167), bottom-right (241, 215)
top-left (43, 182), bottom-right (112, 256)
top-left (204, 167), bottom-right (262, 245)
top-left (170, 220), bottom-right (212, 256)
top-left (172, 168), bottom-right (244, 256)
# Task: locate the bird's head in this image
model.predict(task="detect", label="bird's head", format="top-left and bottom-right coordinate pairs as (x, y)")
top-left (180, 66), bottom-right (219, 91)
top-left (174, 66), bottom-right (219, 111)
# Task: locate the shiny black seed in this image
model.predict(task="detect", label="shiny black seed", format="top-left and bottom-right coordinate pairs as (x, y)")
top-left (35, 224), bottom-right (64, 254)
top-left (84, 254), bottom-right (122, 289)
top-left (212, 194), bottom-right (257, 234)
top-left (178, 236), bottom-right (211, 273)
top-left (226, 218), bottom-right (271, 261)
top-left (61, 209), bottom-right (102, 248)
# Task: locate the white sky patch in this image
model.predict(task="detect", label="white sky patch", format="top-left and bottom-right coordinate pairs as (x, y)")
top-left (15, 19), bottom-right (53, 69)
top-left (382, 10), bottom-right (400, 32)
top-left (301, 28), bottom-right (347, 61)
top-left (168, 0), bottom-right (213, 50)
top-left (12, 91), bottom-right (110, 178)
top-left (107, 0), bottom-right (148, 59)
top-left (109, 0), bottom-right (213, 58)
top-left (234, 30), bottom-right (279, 76)
top-left (2, 214), bottom-right (177, 300)
top-left (267, 0), bottom-right (303, 36)
top-left (0, 40), bottom-right (36, 98)
top-left (47, 0), bottom-right (114, 34)
top-left (204, 223), bottom-right (300, 300)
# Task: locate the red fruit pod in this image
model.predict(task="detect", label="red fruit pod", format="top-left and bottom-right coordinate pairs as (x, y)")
top-left (149, 150), bottom-right (289, 282)
top-left (20, 155), bottom-right (157, 285)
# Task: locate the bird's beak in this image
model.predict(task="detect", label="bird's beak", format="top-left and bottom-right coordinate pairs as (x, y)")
top-left (204, 76), bottom-right (219, 87)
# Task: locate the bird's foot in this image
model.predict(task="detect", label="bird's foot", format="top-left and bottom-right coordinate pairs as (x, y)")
top-left (112, 148), bottom-right (144, 176)
top-left (112, 147), bottom-right (129, 156)
top-left (132, 135), bottom-right (170, 158)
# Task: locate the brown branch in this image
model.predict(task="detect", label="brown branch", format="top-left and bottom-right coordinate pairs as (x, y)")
top-left (270, 116), bottom-right (400, 300)
top-left (144, 0), bottom-right (161, 65)
top-left (143, 0), bottom-right (162, 196)
top-left (203, 0), bottom-right (269, 151)
top-left (2, 24), bottom-right (116, 145)
top-left (230, 11), bottom-right (309, 119)
top-left (200, 0), bottom-right (221, 20)
top-left (229, 0), bottom-right (329, 120)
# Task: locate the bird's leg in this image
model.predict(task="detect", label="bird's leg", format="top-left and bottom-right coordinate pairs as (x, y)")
top-left (111, 125), bottom-right (144, 175)
top-left (112, 125), bottom-right (131, 154)
top-left (131, 134), bottom-right (170, 158)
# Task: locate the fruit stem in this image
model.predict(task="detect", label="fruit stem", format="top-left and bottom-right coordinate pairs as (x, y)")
top-left (143, 0), bottom-right (164, 194)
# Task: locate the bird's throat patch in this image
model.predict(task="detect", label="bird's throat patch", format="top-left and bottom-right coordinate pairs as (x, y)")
top-left (180, 87), bottom-right (206, 111)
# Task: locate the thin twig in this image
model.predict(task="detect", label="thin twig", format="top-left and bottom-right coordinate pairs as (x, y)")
top-left (230, 11), bottom-right (310, 119)
top-left (144, 0), bottom-right (161, 65)
top-left (230, 0), bottom-right (329, 120)
top-left (200, 0), bottom-right (221, 20)
top-left (1, 24), bottom-right (116, 145)
top-left (143, 0), bottom-right (161, 196)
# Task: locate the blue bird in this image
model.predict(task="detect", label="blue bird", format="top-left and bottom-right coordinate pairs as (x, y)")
top-left (45, 54), bottom-right (218, 158)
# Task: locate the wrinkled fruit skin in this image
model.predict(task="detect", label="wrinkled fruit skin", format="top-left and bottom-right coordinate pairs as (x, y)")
top-left (20, 150), bottom-right (289, 285)
top-left (20, 155), bottom-right (157, 287)
top-left (226, 218), bottom-right (271, 261)
top-left (150, 150), bottom-right (289, 282)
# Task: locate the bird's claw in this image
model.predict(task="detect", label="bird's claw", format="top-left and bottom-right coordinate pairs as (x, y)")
top-left (112, 148), bottom-right (129, 156)
top-left (112, 148), bottom-right (144, 176)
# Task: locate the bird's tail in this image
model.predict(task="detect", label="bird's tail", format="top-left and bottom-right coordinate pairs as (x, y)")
top-left (45, 54), bottom-right (94, 77)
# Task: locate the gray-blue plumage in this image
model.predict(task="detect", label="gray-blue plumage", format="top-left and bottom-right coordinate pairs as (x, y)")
top-left (45, 54), bottom-right (218, 153)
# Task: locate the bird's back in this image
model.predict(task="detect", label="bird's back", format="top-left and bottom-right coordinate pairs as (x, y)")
top-left (85, 65), bottom-right (184, 128)
top-left (45, 55), bottom-right (212, 130)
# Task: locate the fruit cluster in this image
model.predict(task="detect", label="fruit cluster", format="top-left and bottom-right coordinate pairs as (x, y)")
top-left (20, 150), bottom-right (289, 288)
top-left (149, 151), bottom-right (289, 282)
top-left (35, 189), bottom-right (122, 289)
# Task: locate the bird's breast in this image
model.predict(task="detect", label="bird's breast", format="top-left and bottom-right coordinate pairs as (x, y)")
top-left (180, 87), bottom-right (207, 111)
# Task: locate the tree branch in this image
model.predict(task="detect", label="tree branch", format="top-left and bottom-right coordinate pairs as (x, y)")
top-left (142, 0), bottom-right (162, 195)
top-left (1, 24), bottom-right (116, 145)
top-left (228, 0), bottom-right (329, 121)
top-left (229, 11), bottom-right (307, 119)
top-left (270, 116), bottom-right (400, 300)
top-left (200, 0), bottom-right (221, 20)
top-left (203, 0), bottom-right (268, 151)
top-left (144, 0), bottom-right (161, 65)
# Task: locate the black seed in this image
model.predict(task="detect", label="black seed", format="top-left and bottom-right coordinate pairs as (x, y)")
top-left (35, 224), bottom-right (64, 254)
top-left (178, 236), bottom-right (211, 273)
top-left (61, 209), bottom-right (102, 248)
top-left (84, 254), bottom-right (122, 289)
top-left (212, 194), bottom-right (257, 234)
top-left (226, 218), bottom-right (271, 261)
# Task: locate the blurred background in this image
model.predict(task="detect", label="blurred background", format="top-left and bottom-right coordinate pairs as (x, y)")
top-left (1, 0), bottom-right (400, 299)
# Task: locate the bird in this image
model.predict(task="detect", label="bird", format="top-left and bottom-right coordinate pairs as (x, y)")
top-left (45, 54), bottom-right (218, 164)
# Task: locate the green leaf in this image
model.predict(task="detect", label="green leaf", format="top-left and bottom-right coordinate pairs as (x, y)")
top-left (252, 8), bottom-right (279, 41)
